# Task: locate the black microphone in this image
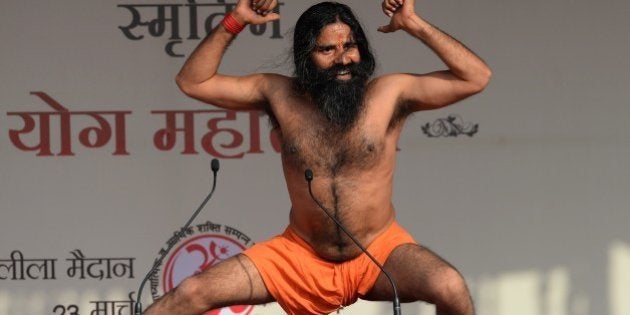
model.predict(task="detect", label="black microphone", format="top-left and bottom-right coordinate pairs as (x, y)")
top-left (304, 169), bottom-right (401, 315)
top-left (134, 158), bottom-right (221, 315)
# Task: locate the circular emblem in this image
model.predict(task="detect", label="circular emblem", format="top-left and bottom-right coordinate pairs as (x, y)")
top-left (151, 222), bottom-right (254, 315)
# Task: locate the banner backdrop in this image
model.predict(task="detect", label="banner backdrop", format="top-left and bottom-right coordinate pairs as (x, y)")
top-left (1, 0), bottom-right (629, 314)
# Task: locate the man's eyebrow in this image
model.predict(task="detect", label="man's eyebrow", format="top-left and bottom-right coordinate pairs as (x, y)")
top-left (315, 40), bottom-right (357, 49)
top-left (315, 44), bottom-right (336, 49)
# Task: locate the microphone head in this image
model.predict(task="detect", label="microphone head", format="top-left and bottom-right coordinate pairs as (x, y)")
top-left (211, 159), bottom-right (220, 172)
top-left (304, 169), bottom-right (313, 181)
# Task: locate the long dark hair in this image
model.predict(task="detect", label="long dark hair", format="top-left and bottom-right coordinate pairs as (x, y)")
top-left (293, 2), bottom-right (376, 92)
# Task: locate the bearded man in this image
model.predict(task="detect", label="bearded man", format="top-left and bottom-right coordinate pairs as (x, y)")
top-left (145, 0), bottom-right (491, 314)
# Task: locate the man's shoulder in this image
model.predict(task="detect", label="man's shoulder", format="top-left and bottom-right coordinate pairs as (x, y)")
top-left (366, 73), bottom-right (409, 94)
top-left (256, 74), bottom-right (304, 108)
top-left (258, 73), bottom-right (294, 83)
top-left (368, 73), bottom-right (409, 85)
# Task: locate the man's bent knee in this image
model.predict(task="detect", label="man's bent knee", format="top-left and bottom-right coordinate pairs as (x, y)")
top-left (430, 267), bottom-right (474, 315)
top-left (175, 276), bottom-right (214, 311)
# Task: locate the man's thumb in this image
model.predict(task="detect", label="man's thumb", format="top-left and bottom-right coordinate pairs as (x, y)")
top-left (263, 13), bottom-right (280, 23)
top-left (378, 24), bottom-right (394, 33)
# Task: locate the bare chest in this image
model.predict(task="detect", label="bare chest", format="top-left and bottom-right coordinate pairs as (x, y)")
top-left (279, 119), bottom-right (385, 176)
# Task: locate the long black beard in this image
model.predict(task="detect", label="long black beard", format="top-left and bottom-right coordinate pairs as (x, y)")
top-left (299, 62), bottom-right (371, 131)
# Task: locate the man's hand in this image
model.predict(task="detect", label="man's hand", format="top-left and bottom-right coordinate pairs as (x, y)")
top-left (378, 0), bottom-right (416, 33)
top-left (232, 0), bottom-right (280, 26)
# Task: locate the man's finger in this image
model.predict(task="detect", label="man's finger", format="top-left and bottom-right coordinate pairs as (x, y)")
top-left (377, 24), bottom-right (394, 33)
top-left (383, 2), bottom-right (397, 12)
top-left (261, 12), bottom-right (280, 23)
top-left (269, 13), bottom-right (280, 21)
top-left (253, 0), bottom-right (270, 12)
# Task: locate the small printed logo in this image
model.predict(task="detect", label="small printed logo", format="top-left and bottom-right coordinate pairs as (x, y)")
top-left (151, 221), bottom-right (254, 314)
top-left (421, 114), bottom-right (478, 138)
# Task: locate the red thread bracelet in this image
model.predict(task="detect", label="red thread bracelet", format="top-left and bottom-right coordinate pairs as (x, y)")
top-left (222, 13), bottom-right (245, 35)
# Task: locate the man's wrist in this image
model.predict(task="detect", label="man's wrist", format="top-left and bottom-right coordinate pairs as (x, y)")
top-left (402, 14), bottom-right (431, 37)
top-left (222, 12), bottom-right (246, 35)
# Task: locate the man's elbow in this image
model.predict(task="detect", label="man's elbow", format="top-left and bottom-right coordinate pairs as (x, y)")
top-left (175, 74), bottom-right (187, 91)
top-left (471, 67), bottom-right (492, 93)
top-left (175, 75), bottom-right (203, 99)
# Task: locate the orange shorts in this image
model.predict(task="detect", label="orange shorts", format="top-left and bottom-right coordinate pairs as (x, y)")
top-left (242, 221), bottom-right (416, 314)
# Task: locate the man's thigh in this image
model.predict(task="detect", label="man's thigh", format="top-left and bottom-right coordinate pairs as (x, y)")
top-left (187, 253), bottom-right (275, 309)
top-left (362, 243), bottom-right (461, 303)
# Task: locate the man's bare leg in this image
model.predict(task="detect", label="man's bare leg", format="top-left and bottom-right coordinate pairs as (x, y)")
top-left (144, 254), bottom-right (274, 315)
top-left (363, 244), bottom-right (474, 315)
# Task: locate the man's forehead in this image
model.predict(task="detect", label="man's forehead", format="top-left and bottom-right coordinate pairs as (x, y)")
top-left (316, 22), bottom-right (355, 44)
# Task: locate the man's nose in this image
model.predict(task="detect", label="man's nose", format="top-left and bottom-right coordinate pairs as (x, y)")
top-left (334, 50), bottom-right (352, 65)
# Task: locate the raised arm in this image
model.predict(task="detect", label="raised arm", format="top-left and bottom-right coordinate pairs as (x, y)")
top-left (175, 0), bottom-right (280, 110)
top-left (378, 0), bottom-right (492, 111)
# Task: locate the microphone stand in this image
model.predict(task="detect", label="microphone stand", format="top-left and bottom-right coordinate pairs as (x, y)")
top-left (134, 159), bottom-right (220, 315)
top-left (304, 169), bottom-right (401, 315)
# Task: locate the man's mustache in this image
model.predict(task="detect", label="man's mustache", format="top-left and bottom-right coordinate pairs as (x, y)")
top-left (321, 63), bottom-right (361, 80)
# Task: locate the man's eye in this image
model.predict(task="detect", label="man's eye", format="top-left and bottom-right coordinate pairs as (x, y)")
top-left (318, 47), bottom-right (334, 54)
